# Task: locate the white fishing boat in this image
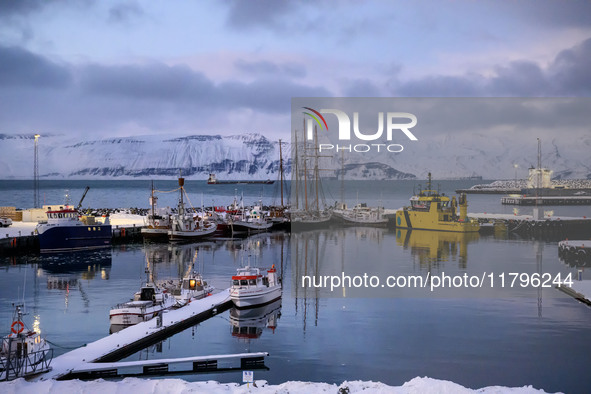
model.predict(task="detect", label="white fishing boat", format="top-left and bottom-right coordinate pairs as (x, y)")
top-left (109, 283), bottom-right (176, 326)
top-left (230, 204), bottom-right (272, 234)
top-left (168, 176), bottom-right (217, 241)
top-left (1, 305), bottom-right (52, 381)
top-left (230, 265), bottom-right (282, 309)
top-left (333, 203), bottom-right (388, 227)
top-left (157, 272), bottom-right (214, 307)
top-left (141, 181), bottom-right (172, 239)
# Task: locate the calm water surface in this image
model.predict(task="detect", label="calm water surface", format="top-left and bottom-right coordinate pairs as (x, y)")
top-left (0, 180), bottom-right (590, 392)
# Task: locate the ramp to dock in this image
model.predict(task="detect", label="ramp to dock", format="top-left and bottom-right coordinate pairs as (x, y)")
top-left (43, 290), bottom-right (233, 380)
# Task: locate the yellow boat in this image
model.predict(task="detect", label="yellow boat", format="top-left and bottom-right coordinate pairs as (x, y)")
top-left (395, 173), bottom-right (480, 233)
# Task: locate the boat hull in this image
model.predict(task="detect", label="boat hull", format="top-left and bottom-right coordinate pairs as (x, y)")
top-left (395, 210), bottom-right (480, 233)
top-left (140, 227), bottom-right (169, 239)
top-left (38, 224), bottom-right (112, 252)
top-left (230, 286), bottom-right (282, 309)
top-left (109, 303), bottom-right (172, 326)
top-left (230, 221), bottom-right (273, 234)
top-left (168, 226), bottom-right (217, 241)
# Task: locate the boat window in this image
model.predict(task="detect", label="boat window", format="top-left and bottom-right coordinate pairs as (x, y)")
top-left (88, 227), bottom-right (91, 231)
top-left (249, 279), bottom-right (256, 286)
top-left (189, 279), bottom-right (197, 289)
top-left (233, 280), bottom-right (239, 286)
top-left (240, 280), bottom-right (248, 286)
top-left (441, 201), bottom-right (449, 208)
top-left (140, 287), bottom-right (155, 301)
top-left (411, 201), bottom-right (430, 210)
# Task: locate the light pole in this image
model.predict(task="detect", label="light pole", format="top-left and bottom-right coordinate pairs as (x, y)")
top-left (34, 134), bottom-right (40, 208)
top-left (513, 163), bottom-right (518, 182)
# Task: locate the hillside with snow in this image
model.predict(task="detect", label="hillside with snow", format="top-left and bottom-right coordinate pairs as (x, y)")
top-left (0, 132), bottom-right (589, 180)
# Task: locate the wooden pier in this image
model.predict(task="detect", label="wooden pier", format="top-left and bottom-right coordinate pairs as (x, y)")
top-left (43, 290), bottom-right (235, 380)
top-left (61, 352), bottom-right (269, 380)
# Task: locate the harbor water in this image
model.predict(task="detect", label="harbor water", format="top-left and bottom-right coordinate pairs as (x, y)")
top-left (1, 180), bottom-right (591, 392)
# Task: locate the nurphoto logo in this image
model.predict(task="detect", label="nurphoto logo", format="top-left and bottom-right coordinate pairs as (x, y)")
top-left (302, 107), bottom-right (418, 153)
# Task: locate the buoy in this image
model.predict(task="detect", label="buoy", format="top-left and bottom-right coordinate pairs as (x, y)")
top-left (11, 320), bottom-right (24, 334)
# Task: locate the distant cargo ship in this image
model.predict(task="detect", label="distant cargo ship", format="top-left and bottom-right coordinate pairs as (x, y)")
top-left (207, 173), bottom-right (274, 185)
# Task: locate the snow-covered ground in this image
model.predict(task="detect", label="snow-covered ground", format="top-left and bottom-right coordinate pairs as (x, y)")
top-left (0, 376), bottom-right (551, 393)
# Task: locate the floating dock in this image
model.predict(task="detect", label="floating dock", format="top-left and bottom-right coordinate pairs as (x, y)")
top-left (501, 195), bottom-right (591, 205)
top-left (558, 280), bottom-right (591, 307)
top-left (43, 290), bottom-right (235, 380)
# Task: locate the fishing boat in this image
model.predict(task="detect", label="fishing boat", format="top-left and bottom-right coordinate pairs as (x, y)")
top-left (109, 283), bottom-right (176, 326)
top-left (36, 188), bottom-right (112, 252)
top-left (141, 181), bottom-right (172, 239)
top-left (395, 173), bottom-right (480, 233)
top-left (230, 265), bottom-right (282, 309)
top-left (207, 173), bottom-right (274, 185)
top-left (168, 176), bottom-right (217, 241)
top-left (156, 271), bottom-right (214, 307)
top-left (1, 305), bottom-right (52, 381)
top-left (333, 203), bottom-right (388, 227)
top-left (230, 203), bottom-right (273, 234)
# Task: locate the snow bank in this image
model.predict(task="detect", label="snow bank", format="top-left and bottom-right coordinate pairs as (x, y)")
top-left (0, 221), bottom-right (36, 238)
top-left (0, 377), bottom-right (550, 393)
top-left (107, 213), bottom-right (145, 227)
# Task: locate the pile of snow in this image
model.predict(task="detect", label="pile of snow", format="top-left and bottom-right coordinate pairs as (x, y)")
top-left (107, 212), bottom-right (145, 227)
top-left (0, 377), bottom-right (550, 394)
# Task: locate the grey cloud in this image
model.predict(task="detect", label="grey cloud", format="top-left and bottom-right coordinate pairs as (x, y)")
top-left (108, 2), bottom-right (144, 24)
top-left (394, 37), bottom-right (591, 96)
top-left (342, 79), bottom-right (383, 97)
top-left (225, 0), bottom-right (295, 30)
top-left (234, 59), bottom-right (306, 78)
top-left (550, 38), bottom-right (591, 95)
top-left (0, 45), bottom-right (71, 88)
top-left (79, 63), bottom-right (215, 101)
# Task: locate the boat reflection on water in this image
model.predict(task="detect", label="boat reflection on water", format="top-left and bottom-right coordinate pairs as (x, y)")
top-left (39, 249), bottom-right (112, 277)
top-left (230, 299), bottom-right (282, 341)
top-left (395, 228), bottom-right (479, 269)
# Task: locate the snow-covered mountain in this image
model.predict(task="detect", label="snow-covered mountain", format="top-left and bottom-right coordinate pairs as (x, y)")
top-left (0, 132), bottom-right (588, 180)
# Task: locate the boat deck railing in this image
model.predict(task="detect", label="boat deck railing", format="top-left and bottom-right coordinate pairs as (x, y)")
top-left (0, 347), bottom-right (53, 381)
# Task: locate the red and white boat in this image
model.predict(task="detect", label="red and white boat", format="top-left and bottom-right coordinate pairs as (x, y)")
top-left (230, 265), bottom-right (282, 309)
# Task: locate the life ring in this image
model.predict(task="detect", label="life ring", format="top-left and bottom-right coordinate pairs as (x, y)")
top-left (11, 321), bottom-right (24, 334)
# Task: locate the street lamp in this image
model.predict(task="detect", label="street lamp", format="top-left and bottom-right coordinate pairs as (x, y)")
top-left (513, 163), bottom-right (518, 182)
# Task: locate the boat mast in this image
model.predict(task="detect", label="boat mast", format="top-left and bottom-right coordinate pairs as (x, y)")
top-left (294, 131), bottom-right (299, 210)
top-left (303, 121), bottom-right (308, 211)
top-left (151, 180), bottom-right (155, 219)
top-left (314, 125), bottom-right (320, 213)
top-left (178, 170), bottom-right (185, 216)
top-left (279, 139), bottom-right (284, 207)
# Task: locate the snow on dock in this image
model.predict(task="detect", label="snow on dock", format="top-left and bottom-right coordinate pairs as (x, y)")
top-left (43, 290), bottom-right (232, 380)
top-left (558, 280), bottom-right (591, 306)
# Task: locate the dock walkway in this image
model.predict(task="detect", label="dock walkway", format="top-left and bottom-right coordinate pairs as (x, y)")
top-left (42, 290), bottom-right (232, 380)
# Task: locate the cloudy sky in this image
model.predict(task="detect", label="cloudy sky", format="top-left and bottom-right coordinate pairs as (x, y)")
top-left (1, 0), bottom-right (590, 140)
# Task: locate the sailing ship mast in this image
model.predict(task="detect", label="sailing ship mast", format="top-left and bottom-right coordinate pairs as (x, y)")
top-left (279, 139), bottom-right (284, 207)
